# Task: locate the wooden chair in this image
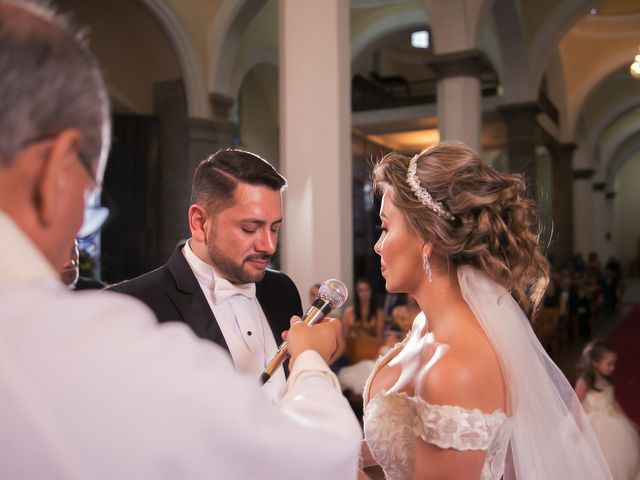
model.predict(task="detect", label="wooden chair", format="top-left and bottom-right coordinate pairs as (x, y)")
top-left (346, 336), bottom-right (386, 364)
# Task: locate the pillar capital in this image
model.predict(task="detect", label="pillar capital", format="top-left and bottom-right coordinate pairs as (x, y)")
top-left (209, 92), bottom-right (235, 121)
top-left (187, 117), bottom-right (237, 169)
top-left (498, 101), bottom-right (540, 120)
top-left (498, 102), bottom-right (539, 179)
top-left (427, 49), bottom-right (495, 80)
top-left (427, 49), bottom-right (491, 152)
top-left (545, 139), bottom-right (577, 160)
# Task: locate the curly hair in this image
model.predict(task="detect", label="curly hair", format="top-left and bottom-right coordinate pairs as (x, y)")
top-left (372, 142), bottom-right (550, 316)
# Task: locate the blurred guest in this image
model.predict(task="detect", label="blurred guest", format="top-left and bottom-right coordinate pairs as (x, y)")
top-left (308, 282), bottom-right (321, 308)
top-left (576, 341), bottom-right (640, 480)
top-left (60, 239), bottom-right (105, 290)
top-left (573, 252), bottom-right (586, 273)
top-left (605, 256), bottom-right (623, 311)
top-left (343, 278), bottom-right (385, 337)
top-left (390, 293), bottom-right (420, 335)
top-left (588, 251), bottom-right (604, 279)
top-left (559, 274), bottom-right (578, 341)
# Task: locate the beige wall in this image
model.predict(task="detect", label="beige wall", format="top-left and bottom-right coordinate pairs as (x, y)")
top-left (239, 64), bottom-right (280, 169)
top-left (57, 0), bottom-right (182, 114)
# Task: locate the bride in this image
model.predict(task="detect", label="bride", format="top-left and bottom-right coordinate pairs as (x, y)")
top-left (359, 142), bottom-right (611, 479)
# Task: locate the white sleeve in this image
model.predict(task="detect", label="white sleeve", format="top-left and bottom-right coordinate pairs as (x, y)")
top-left (0, 288), bottom-right (362, 480)
top-left (137, 323), bottom-right (362, 480)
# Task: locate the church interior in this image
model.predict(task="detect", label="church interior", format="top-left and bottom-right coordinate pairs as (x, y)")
top-left (57, 0), bottom-right (639, 421)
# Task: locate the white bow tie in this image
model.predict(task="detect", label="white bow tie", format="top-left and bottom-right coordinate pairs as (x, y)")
top-left (213, 277), bottom-right (256, 305)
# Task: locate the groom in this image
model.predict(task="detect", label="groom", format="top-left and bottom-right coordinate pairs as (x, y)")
top-left (110, 149), bottom-right (301, 400)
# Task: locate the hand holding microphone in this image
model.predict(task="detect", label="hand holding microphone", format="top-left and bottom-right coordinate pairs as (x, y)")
top-left (260, 279), bottom-right (348, 385)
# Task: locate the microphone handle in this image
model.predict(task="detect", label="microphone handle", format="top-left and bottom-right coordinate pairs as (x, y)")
top-left (260, 298), bottom-right (331, 385)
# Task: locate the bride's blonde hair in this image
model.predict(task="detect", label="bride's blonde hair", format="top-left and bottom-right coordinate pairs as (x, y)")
top-left (372, 142), bottom-right (549, 317)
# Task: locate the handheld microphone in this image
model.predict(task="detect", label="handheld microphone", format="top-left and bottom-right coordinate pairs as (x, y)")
top-left (260, 278), bottom-right (348, 385)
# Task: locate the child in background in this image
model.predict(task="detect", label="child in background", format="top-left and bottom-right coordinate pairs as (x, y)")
top-left (575, 341), bottom-right (640, 480)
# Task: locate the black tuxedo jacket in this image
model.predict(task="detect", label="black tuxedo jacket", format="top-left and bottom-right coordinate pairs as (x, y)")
top-left (109, 245), bottom-right (303, 354)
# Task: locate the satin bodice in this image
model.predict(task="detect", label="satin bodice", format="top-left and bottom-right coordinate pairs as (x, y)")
top-left (363, 337), bottom-right (511, 480)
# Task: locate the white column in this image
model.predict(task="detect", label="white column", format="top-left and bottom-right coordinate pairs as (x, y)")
top-left (425, 0), bottom-right (489, 153)
top-left (437, 76), bottom-right (481, 151)
top-left (279, 0), bottom-right (353, 298)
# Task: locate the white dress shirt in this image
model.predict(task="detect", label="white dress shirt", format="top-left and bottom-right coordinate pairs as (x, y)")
top-left (182, 241), bottom-right (286, 402)
top-left (0, 211), bottom-right (361, 479)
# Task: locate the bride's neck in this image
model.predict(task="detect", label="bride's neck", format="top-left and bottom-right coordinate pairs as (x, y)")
top-left (413, 268), bottom-right (465, 337)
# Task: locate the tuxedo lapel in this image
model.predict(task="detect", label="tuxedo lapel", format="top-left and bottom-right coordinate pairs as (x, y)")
top-left (256, 276), bottom-right (295, 378)
top-left (165, 247), bottom-right (229, 351)
top-left (256, 279), bottom-right (289, 342)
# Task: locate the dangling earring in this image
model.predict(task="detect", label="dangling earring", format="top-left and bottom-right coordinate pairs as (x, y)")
top-left (422, 253), bottom-right (432, 283)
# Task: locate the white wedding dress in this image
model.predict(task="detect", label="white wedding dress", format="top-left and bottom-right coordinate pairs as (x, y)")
top-left (582, 384), bottom-right (640, 480)
top-left (362, 266), bottom-right (612, 480)
top-left (363, 335), bottom-right (512, 479)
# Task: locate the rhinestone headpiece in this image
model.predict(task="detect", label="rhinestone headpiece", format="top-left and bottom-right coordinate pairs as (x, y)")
top-left (406, 153), bottom-right (455, 221)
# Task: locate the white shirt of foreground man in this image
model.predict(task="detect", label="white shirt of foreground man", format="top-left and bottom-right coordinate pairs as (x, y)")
top-left (0, 212), bottom-right (361, 478)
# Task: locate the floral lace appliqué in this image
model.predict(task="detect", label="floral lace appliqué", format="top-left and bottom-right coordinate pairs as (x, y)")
top-left (413, 400), bottom-right (507, 450)
top-left (364, 391), bottom-right (511, 480)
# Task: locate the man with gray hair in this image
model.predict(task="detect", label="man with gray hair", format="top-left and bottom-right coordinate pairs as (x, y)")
top-left (0, 2), bottom-right (360, 478)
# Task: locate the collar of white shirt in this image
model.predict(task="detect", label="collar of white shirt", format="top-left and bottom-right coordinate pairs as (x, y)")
top-left (181, 240), bottom-right (256, 304)
top-left (0, 211), bottom-right (58, 286)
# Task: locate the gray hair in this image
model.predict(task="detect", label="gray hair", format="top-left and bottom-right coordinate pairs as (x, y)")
top-left (0, 0), bottom-right (110, 179)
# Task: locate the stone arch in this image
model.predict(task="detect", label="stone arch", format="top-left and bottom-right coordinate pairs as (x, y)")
top-left (237, 62), bottom-right (280, 169)
top-left (421, 0), bottom-right (494, 54)
top-left (606, 131), bottom-right (640, 186)
top-left (565, 47), bottom-right (639, 139)
top-left (208, 0), bottom-right (268, 98)
top-left (528, 0), bottom-right (593, 93)
top-left (491, 0), bottom-right (534, 102)
top-left (232, 49), bottom-right (278, 100)
top-left (351, 5), bottom-right (428, 72)
top-left (596, 112), bottom-right (640, 184)
top-left (138, 0), bottom-right (209, 118)
top-left (607, 134), bottom-right (640, 266)
top-left (586, 95), bottom-right (640, 172)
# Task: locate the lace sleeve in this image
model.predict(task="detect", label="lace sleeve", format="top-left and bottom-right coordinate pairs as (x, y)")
top-left (412, 399), bottom-right (508, 451)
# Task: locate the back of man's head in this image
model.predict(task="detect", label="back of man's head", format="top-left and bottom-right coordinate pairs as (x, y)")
top-left (0, 0), bottom-right (110, 176)
top-left (190, 148), bottom-right (287, 212)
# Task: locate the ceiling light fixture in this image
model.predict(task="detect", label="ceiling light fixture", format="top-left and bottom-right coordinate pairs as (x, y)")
top-left (630, 47), bottom-right (640, 80)
top-left (411, 30), bottom-right (429, 49)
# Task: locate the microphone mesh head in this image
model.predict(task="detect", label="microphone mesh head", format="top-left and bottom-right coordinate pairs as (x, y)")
top-left (318, 279), bottom-right (348, 310)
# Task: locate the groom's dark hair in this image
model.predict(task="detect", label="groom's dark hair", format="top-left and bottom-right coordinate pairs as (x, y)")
top-left (190, 148), bottom-right (287, 213)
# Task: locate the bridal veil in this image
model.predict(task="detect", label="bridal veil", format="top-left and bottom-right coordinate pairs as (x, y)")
top-left (458, 265), bottom-right (612, 479)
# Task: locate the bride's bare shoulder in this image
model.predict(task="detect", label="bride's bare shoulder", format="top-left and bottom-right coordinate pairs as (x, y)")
top-left (417, 339), bottom-right (506, 413)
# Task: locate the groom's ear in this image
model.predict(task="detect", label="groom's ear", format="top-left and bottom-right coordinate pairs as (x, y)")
top-left (189, 203), bottom-right (209, 243)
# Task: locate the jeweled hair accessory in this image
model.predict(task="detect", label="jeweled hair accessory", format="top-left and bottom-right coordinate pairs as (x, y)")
top-left (406, 153), bottom-right (455, 221)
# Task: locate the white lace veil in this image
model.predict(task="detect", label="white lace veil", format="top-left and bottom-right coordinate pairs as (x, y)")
top-left (458, 265), bottom-right (612, 480)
